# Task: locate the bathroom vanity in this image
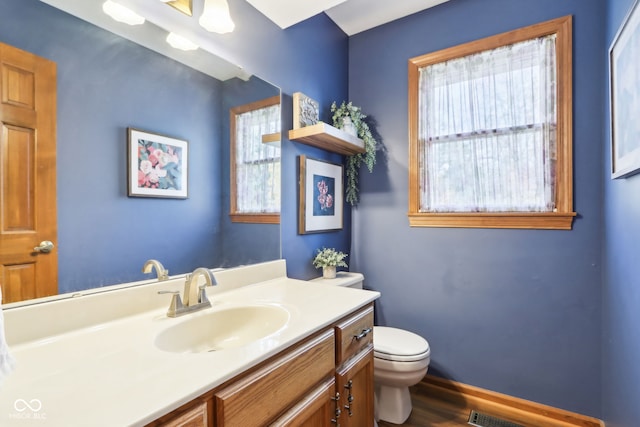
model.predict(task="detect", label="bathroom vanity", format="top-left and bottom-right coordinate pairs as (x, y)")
top-left (150, 304), bottom-right (374, 426)
top-left (0, 261), bottom-right (379, 426)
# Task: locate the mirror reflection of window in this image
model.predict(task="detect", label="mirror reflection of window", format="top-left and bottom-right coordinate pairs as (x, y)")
top-left (230, 96), bottom-right (281, 223)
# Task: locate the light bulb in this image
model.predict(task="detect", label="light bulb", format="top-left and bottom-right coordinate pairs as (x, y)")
top-left (102, 1), bottom-right (145, 26)
top-left (166, 32), bottom-right (199, 51)
top-left (199, 0), bottom-right (235, 34)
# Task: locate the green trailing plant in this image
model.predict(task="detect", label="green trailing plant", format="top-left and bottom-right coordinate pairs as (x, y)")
top-left (312, 247), bottom-right (348, 269)
top-left (330, 101), bottom-right (377, 206)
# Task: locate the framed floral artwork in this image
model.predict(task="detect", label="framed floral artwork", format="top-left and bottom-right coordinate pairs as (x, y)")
top-left (298, 155), bottom-right (343, 234)
top-left (127, 128), bottom-right (188, 198)
top-left (610, 0), bottom-right (640, 178)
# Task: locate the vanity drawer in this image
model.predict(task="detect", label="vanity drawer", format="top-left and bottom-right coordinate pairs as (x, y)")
top-left (335, 304), bottom-right (374, 366)
top-left (214, 329), bottom-right (335, 427)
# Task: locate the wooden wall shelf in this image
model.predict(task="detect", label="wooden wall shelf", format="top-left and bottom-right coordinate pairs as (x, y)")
top-left (288, 122), bottom-right (365, 155)
top-left (262, 132), bottom-right (281, 147)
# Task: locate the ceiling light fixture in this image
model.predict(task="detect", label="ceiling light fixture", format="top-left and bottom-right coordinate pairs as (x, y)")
top-left (199, 0), bottom-right (235, 34)
top-left (166, 32), bottom-right (199, 51)
top-left (102, 1), bottom-right (145, 25)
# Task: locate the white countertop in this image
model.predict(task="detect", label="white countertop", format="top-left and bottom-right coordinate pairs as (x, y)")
top-left (0, 272), bottom-right (379, 426)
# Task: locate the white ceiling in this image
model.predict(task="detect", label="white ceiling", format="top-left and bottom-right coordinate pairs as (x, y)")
top-left (38, 0), bottom-right (450, 81)
top-left (248, 0), bottom-right (450, 36)
top-left (40, 0), bottom-right (250, 81)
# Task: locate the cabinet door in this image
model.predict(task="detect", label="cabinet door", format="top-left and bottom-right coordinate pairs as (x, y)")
top-left (215, 330), bottom-right (335, 427)
top-left (336, 346), bottom-right (374, 427)
top-left (155, 400), bottom-right (210, 427)
top-left (271, 378), bottom-right (338, 427)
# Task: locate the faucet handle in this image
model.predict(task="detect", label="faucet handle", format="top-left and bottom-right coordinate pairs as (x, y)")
top-left (157, 291), bottom-right (183, 317)
top-left (198, 285), bottom-right (212, 306)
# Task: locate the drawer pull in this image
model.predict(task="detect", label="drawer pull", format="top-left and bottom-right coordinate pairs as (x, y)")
top-left (331, 392), bottom-right (341, 426)
top-left (353, 328), bottom-right (372, 341)
top-left (344, 380), bottom-right (354, 416)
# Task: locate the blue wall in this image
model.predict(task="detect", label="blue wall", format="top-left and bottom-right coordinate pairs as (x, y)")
top-left (348, 0), bottom-right (606, 416)
top-left (603, 0), bottom-right (640, 426)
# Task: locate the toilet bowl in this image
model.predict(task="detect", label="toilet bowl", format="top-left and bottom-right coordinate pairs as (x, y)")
top-left (373, 326), bottom-right (430, 424)
top-left (311, 272), bottom-right (431, 425)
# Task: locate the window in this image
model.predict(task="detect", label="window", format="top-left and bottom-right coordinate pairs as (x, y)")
top-left (408, 16), bottom-right (575, 229)
top-left (230, 96), bottom-right (281, 223)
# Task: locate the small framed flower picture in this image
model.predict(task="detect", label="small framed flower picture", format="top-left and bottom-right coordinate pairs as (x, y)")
top-left (127, 128), bottom-right (188, 199)
top-left (298, 155), bottom-right (343, 234)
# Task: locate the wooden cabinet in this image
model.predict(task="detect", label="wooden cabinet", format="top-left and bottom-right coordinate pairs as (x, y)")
top-left (336, 348), bottom-right (374, 427)
top-left (151, 398), bottom-right (212, 427)
top-left (214, 330), bottom-right (335, 427)
top-left (148, 303), bottom-right (375, 427)
top-left (271, 378), bottom-right (337, 426)
top-left (335, 305), bottom-right (375, 427)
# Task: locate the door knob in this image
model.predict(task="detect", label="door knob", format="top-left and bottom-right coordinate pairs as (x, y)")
top-left (34, 241), bottom-right (54, 253)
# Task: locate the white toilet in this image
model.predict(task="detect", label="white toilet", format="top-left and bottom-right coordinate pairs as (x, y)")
top-left (312, 272), bottom-right (431, 425)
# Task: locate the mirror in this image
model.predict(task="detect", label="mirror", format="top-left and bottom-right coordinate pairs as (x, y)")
top-left (0, 0), bottom-right (281, 304)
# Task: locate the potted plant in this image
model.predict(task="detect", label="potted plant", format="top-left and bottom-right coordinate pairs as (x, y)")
top-left (331, 101), bottom-right (378, 206)
top-left (312, 247), bottom-right (348, 279)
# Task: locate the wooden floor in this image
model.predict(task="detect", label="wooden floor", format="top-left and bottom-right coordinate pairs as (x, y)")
top-left (377, 376), bottom-right (604, 427)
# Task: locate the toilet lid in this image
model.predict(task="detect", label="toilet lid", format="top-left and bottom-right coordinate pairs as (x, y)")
top-left (373, 326), bottom-right (430, 362)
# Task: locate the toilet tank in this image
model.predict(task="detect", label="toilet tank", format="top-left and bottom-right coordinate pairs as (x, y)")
top-left (310, 272), bottom-right (364, 289)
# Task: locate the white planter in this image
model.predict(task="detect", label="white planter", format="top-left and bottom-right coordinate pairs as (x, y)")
top-left (342, 117), bottom-right (357, 137)
top-left (323, 266), bottom-right (337, 279)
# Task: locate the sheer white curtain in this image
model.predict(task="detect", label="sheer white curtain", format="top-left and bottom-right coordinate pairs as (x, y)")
top-left (419, 35), bottom-right (557, 213)
top-left (235, 104), bottom-right (280, 213)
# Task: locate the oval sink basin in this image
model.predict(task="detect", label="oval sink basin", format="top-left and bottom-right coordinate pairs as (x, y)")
top-left (155, 304), bottom-right (290, 354)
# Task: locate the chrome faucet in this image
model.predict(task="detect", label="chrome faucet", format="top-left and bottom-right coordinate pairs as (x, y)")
top-left (183, 268), bottom-right (217, 306)
top-left (158, 267), bottom-right (216, 317)
top-left (142, 259), bottom-right (169, 281)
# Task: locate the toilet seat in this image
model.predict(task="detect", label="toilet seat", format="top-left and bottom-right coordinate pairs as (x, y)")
top-left (373, 326), bottom-right (430, 362)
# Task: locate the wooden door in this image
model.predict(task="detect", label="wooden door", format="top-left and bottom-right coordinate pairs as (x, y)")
top-left (336, 347), bottom-right (375, 427)
top-left (0, 42), bottom-right (57, 304)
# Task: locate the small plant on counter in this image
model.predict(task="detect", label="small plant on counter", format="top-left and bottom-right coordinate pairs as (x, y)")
top-left (331, 101), bottom-right (377, 206)
top-left (312, 247), bottom-right (349, 269)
